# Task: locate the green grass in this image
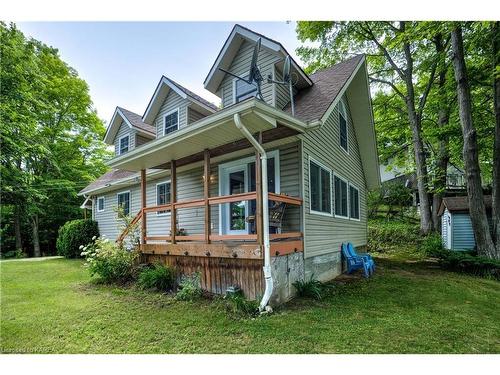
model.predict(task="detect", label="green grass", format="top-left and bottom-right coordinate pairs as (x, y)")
top-left (1, 255), bottom-right (499, 353)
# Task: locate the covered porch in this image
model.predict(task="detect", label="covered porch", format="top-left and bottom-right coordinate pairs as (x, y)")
top-left (109, 99), bottom-right (313, 298)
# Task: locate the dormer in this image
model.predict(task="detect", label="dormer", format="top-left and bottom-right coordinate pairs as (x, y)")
top-left (104, 107), bottom-right (156, 156)
top-left (204, 24), bottom-right (313, 110)
top-left (143, 76), bottom-right (218, 139)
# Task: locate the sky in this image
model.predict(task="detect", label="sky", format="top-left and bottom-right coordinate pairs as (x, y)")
top-left (17, 22), bottom-right (304, 125)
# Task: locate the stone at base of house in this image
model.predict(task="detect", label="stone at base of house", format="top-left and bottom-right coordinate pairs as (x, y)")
top-left (269, 252), bottom-right (305, 306)
top-left (304, 251), bottom-right (342, 282)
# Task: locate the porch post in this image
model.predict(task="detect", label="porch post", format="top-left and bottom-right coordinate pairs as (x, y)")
top-left (204, 149), bottom-right (211, 244)
top-left (170, 159), bottom-right (177, 244)
top-left (255, 132), bottom-right (264, 247)
top-left (140, 169), bottom-right (147, 245)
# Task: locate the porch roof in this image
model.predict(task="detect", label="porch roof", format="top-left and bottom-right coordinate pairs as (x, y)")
top-left (106, 98), bottom-right (318, 172)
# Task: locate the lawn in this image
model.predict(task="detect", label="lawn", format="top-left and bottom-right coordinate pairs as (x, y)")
top-left (1, 254), bottom-right (499, 353)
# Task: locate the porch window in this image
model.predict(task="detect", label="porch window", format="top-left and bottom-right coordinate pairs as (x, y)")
top-left (156, 181), bottom-right (171, 215)
top-left (97, 197), bottom-right (105, 212)
top-left (117, 191), bottom-right (130, 217)
top-left (334, 176), bottom-right (348, 218)
top-left (234, 79), bottom-right (257, 103)
top-left (163, 109), bottom-right (179, 135)
top-left (119, 135), bottom-right (129, 155)
top-left (339, 102), bottom-right (348, 153)
top-left (349, 184), bottom-right (360, 220)
top-left (309, 160), bottom-right (332, 215)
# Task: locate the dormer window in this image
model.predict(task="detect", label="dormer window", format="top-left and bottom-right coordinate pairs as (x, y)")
top-left (163, 109), bottom-right (179, 135)
top-left (234, 79), bottom-right (257, 103)
top-left (119, 135), bottom-right (129, 155)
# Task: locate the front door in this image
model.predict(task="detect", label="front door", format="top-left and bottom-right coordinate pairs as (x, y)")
top-left (219, 151), bottom-right (279, 235)
top-left (222, 165), bottom-right (248, 234)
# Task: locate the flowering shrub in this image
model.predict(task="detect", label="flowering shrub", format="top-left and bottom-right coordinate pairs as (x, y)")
top-left (81, 236), bottom-right (138, 284)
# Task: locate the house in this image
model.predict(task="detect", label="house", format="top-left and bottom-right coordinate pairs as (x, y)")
top-left (438, 195), bottom-right (493, 251)
top-left (79, 24), bottom-right (380, 307)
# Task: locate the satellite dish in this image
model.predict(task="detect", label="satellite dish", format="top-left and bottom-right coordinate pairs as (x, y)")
top-left (283, 55), bottom-right (291, 83)
top-left (267, 55), bottom-right (296, 116)
top-left (219, 38), bottom-right (264, 101)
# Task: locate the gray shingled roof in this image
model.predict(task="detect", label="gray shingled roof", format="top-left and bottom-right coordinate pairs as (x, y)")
top-left (167, 77), bottom-right (219, 112)
top-left (284, 55), bottom-right (364, 122)
top-left (438, 195), bottom-right (492, 216)
top-left (79, 169), bottom-right (137, 195)
top-left (82, 56), bottom-right (364, 195)
top-left (117, 107), bottom-right (156, 135)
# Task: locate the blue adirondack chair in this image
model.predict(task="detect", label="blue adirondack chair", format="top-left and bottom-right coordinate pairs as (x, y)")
top-left (347, 242), bottom-right (375, 274)
top-left (341, 243), bottom-right (371, 278)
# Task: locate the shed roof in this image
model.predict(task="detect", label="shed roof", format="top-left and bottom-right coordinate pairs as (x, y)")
top-left (438, 195), bottom-right (492, 216)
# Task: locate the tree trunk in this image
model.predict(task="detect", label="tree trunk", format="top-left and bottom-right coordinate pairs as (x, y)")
top-left (14, 205), bottom-right (23, 251)
top-left (32, 214), bottom-right (41, 257)
top-left (432, 34), bottom-right (450, 232)
top-left (451, 25), bottom-right (497, 259)
top-left (492, 21), bottom-right (500, 248)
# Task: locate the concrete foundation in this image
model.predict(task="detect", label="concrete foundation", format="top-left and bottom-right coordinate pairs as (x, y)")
top-left (304, 251), bottom-right (342, 282)
top-left (269, 252), bottom-right (305, 305)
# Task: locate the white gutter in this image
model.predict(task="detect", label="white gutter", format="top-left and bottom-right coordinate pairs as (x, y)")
top-left (233, 113), bottom-right (273, 312)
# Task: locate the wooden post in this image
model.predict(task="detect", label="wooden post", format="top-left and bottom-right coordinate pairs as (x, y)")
top-left (204, 149), bottom-right (211, 244)
top-left (141, 169), bottom-right (147, 245)
top-left (170, 160), bottom-right (177, 244)
top-left (255, 132), bottom-right (263, 247)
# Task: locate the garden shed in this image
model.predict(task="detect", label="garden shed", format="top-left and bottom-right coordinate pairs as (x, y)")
top-left (438, 195), bottom-right (492, 251)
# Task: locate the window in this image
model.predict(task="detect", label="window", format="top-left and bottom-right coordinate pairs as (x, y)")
top-left (349, 185), bottom-right (360, 220)
top-left (234, 79), bottom-right (257, 103)
top-left (117, 191), bottom-right (130, 217)
top-left (309, 159), bottom-right (332, 215)
top-left (119, 135), bottom-right (129, 155)
top-left (339, 102), bottom-right (348, 153)
top-left (163, 109), bottom-right (179, 135)
top-left (334, 176), bottom-right (348, 218)
top-left (97, 197), bottom-right (105, 212)
top-left (156, 181), bottom-right (171, 215)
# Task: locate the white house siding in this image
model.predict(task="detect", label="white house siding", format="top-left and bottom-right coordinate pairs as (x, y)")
top-left (135, 134), bottom-right (151, 147)
top-left (441, 209), bottom-right (450, 249)
top-left (301, 95), bottom-right (367, 261)
top-left (218, 40), bottom-right (281, 108)
top-left (114, 121), bottom-right (136, 155)
top-left (93, 142), bottom-right (301, 241)
top-left (187, 107), bottom-right (206, 124)
top-left (154, 90), bottom-right (190, 137)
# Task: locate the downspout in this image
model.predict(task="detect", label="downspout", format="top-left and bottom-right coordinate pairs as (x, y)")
top-left (233, 113), bottom-right (273, 312)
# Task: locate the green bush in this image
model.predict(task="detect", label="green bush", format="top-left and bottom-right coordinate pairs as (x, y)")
top-left (420, 234), bottom-right (446, 257)
top-left (56, 219), bottom-right (99, 258)
top-left (436, 251), bottom-right (500, 280)
top-left (223, 290), bottom-right (259, 317)
top-left (367, 220), bottom-right (420, 252)
top-left (293, 276), bottom-right (324, 300)
top-left (81, 237), bottom-right (138, 284)
top-left (175, 272), bottom-right (203, 301)
top-left (138, 263), bottom-right (176, 292)
top-left (0, 249), bottom-right (25, 259)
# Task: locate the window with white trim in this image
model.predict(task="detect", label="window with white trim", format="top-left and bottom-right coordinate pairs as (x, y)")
top-left (339, 102), bottom-right (348, 152)
top-left (334, 176), bottom-right (348, 218)
top-left (309, 160), bottom-right (331, 215)
top-left (234, 79), bottom-right (257, 103)
top-left (117, 191), bottom-right (130, 217)
top-left (164, 110), bottom-right (179, 135)
top-left (119, 135), bottom-right (129, 155)
top-left (156, 181), bottom-right (171, 215)
top-left (97, 197), bottom-right (105, 212)
top-left (349, 185), bottom-right (360, 220)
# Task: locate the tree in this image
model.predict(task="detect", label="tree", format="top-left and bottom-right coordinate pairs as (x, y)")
top-left (296, 21), bottom-right (443, 234)
top-left (0, 22), bottom-right (111, 257)
top-left (450, 23), bottom-right (499, 259)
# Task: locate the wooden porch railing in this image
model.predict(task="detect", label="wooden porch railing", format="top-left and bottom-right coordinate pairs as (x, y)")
top-left (117, 191), bottom-right (302, 245)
